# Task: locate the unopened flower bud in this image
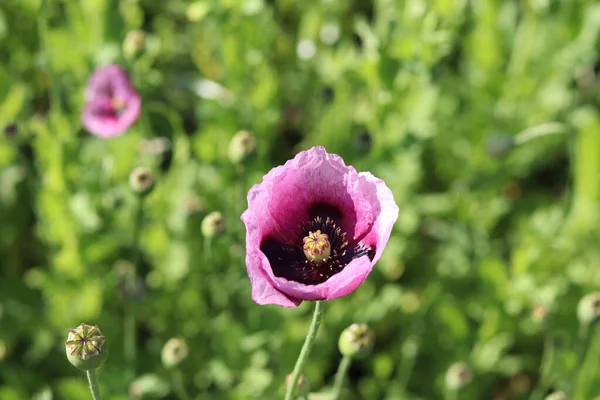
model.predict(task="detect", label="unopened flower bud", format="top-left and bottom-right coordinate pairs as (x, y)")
top-left (65, 323), bottom-right (108, 371)
top-left (445, 362), bottom-right (472, 390)
top-left (285, 373), bottom-right (310, 397)
top-left (544, 391), bottom-right (568, 400)
top-left (486, 134), bottom-right (515, 157)
top-left (228, 130), bottom-right (257, 165)
top-left (123, 30), bottom-right (146, 59)
top-left (129, 167), bottom-right (155, 196)
top-left (161, 338), bottom-right (188, 368)
top-left (338, 323), bottom-right (375, 359)
top-left (577, 292), bottom-right (600, 325)
top-left (201, 211), bottom-right (226, 238)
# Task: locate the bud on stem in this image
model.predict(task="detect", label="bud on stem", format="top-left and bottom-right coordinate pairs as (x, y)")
top-left (65, 323), bottom-right (107, 400)
top-left (201, 211), bottom-right (226, 239)
top-left (129, 167), bottom-right (155, 196)
top-left (65, 323), bottom-right (108, 371)
top-left (338, 323), bottom-right (375, 360)
top-left (445, 362), bottom-right (472, 390)
top-left (228, 130), bottom-right (257, 165)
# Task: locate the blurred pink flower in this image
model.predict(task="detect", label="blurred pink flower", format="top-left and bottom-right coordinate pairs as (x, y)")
top-left (82, 64), bottom-right (141, 138)
top-left (241, 146), bottom-right (399, 307)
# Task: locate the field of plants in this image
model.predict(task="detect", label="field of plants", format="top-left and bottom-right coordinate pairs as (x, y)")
top-left (1, 0), bottom-right (600, 399)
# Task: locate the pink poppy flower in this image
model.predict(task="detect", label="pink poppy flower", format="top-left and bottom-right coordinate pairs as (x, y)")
top-left (241, 146), bottom-right (399, 307)
top-left (82, 64), bottom-right (141, 138)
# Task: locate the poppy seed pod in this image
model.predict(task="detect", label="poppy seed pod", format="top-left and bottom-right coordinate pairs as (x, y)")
top-left (65, 323), bottom-right (108, 371)
top-left (228, 130), bottom-right (257, 165)
top-left (338, 323), bottom-right (375, 359)
top-left (129, 167), bottom-right (155, 196)
top-left (161, 338), bottom-right (189, 368)
top-left (201, 211), bottom-right (226, 238)
top-left (285, 373), bottom-right (310, 397)
top-left (577, 292), bottom-right (600, 325)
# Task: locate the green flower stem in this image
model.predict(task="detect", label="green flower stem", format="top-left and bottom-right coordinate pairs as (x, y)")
top-left (172, 368), bottom-right (191, 400)
top-left (284, 300), bottom-right (326, 400)
top-left (86, 369), bottom-right (103, 400)
top-left (204, 236), bottom-right (212, 266)
top-left (125, 196), bottom-right (144, 379)
top-left (530, 330), bottom-right (556, 400)
top-left (570, 323), bottom-right (594, 397)
top-left (331, 356), bottom-right (352, 400)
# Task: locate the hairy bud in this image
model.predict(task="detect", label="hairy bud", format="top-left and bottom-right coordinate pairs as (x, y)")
top-left (129, 167), bottom-right (155, 196)
top-left (161, 338), bottom-right (189, 368)
top-left (228, 130), bottom-right (257, 165)
top-left (445, 362), bottom-right (472, 390)
top-left (577, 292), bottom-right (600, 325)
top-left (201, 211), bottom-right (226, 238)
top-left (338, 323), bottom-right (375, 359)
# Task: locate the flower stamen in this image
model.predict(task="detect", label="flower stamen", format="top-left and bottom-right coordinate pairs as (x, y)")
top-left (303, 230), bottom-right (331, 264)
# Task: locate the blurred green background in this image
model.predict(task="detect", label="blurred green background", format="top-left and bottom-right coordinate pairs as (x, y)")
top-left (1, 0), bottom-right (600, 399)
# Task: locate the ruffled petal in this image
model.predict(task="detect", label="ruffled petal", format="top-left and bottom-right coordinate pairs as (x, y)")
top-left (82, 93), bottom-right (141, 138)
top-left (270, 255), bottom-right (373, 301)
top-left (248, 146), bottom-right (377, 240)
top-left (242, 201), bottom-right (301, 307)
top-left (355, 172), bottom-right (399, 264)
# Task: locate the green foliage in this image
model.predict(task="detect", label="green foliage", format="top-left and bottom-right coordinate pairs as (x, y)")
top-left (1, 0), bottom-right (600, 399)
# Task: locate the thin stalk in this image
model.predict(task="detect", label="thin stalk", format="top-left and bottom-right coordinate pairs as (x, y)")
top-left (330, 356), bottom-right (352, 400)
top-left (125, 196), bottom-right (144, 379)
top-left (172, 368), bottom-right (191, 400)
top-left (570, 323), bottom-right (593, 397)
top-left (204, 237), bottom-right (212, 266)
top-left (394, 283), bottom-right (440, 392)
top-left (530, 333), bottom-right (556, 400)
top-left (86, 369), bottom-right (103, 400)
top-left (284, 300), bottom-right (326, 400)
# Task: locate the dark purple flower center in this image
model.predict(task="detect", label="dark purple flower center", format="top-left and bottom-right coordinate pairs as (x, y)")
top-left (261, 204), bottom-right (374, 285)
